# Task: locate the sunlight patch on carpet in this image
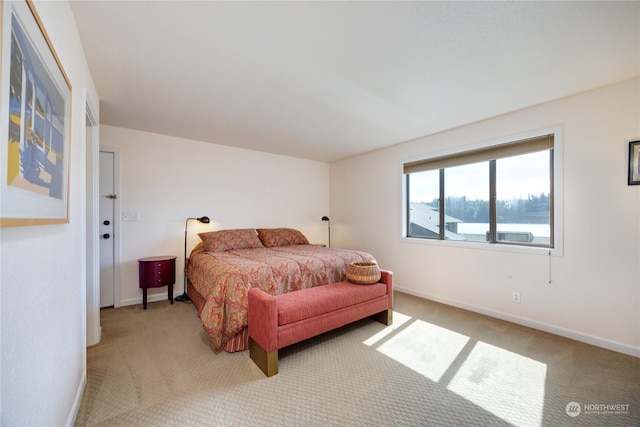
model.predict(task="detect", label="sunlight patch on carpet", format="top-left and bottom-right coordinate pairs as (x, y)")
top-left (447, 341), bottom-right (546, 426)
top-left (362, 311), bottom-right (412, 346)
top-left (376, 319), bottom-right (469, 381)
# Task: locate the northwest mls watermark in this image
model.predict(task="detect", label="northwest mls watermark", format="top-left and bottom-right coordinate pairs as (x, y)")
top-left (566, 401), bottom-right (631, 417)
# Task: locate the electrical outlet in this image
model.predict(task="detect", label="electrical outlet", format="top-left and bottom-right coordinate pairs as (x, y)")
top-left (512, 292), bottom-right (521, 304)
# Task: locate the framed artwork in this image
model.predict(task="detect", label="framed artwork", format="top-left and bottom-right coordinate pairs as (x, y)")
top-left (629, 140), bottom-right (640, 186)
top-left (0, 0), bottom-right (72, 227)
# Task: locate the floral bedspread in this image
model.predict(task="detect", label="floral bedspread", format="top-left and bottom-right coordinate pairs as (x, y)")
top-left (186, 245), bottom-right (374, 352)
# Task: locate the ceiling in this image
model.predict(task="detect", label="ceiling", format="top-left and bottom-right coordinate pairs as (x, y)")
top-left (69, 1), bottom-right (639, 163)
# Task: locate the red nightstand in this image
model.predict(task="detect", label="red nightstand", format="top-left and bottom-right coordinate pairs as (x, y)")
top-left (138, 256), bottom-right (176, 310)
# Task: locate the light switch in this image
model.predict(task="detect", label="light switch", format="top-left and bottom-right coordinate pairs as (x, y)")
top-left (123, 211), bottom-right (140, 221)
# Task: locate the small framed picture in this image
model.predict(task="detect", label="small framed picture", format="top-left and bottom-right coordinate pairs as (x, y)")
top-left (629, 140), bottom-right (640, 185)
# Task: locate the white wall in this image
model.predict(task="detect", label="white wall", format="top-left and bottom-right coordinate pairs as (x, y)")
top-left (331, 78), bottom-right (640, 356)
top-left (0, 1), bottom-right (99, 425)
top-left (100, 125), bottom-right (330, 305)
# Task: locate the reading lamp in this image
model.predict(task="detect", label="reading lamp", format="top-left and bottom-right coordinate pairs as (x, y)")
top-left (176, 216), bottom-right (210, 302)
top-left (321, 216), bottom-right (331, 248)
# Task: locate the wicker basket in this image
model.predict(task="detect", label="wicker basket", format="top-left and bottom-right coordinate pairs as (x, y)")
top-left (346, 260), bottom-right (381, 285)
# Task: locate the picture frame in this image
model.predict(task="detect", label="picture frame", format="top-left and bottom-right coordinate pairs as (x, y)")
top-left (0, 0), bottom-right (72, 227)
top-left (629, 140), bottom-right (640, 186)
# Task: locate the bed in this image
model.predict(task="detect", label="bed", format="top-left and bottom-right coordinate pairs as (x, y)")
top-left (185, 227), bottom-right (376, 352)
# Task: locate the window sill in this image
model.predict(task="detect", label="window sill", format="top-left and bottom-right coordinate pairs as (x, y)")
top-left (400, 236), bottom-right (562, 256)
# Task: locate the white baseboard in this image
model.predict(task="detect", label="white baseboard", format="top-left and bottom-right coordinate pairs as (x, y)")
top-left (119, 292), bottom-right (184, 308)
top-left (66, 372), bottom-right (86, 427)
top-left (394, 286), bottom-right (640, 358)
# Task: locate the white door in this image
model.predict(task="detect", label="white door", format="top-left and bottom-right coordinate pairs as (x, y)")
top-left (99, 151), bottom-right (116, 308)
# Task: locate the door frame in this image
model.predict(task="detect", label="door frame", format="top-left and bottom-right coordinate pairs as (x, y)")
top-left (84, 89), bottom-right (100, 346)
top-left (99, 146), bottom-right (121, 309)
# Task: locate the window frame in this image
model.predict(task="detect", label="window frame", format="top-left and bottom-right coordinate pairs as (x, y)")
top-left (400, 128), bottom-right (563, 256)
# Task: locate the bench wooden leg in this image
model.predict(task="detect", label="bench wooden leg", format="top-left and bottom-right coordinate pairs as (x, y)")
top-left (370, 309), bottom-right (393, 326)
top-left (249, 338), bottom-right (278, 377)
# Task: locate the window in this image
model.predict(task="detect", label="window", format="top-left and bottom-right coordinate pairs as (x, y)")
top-left (404, 134), bottom-right (555, 248)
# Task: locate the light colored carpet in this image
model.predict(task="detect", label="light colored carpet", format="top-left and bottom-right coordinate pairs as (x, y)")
top-left (75, 292), bottom-right (639, 426)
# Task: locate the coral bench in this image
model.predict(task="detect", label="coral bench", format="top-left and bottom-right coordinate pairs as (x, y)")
top-left (248, 270), bottom-right (393, 376)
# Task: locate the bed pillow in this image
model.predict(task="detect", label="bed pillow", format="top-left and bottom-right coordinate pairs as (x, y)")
top-left (257, 228), bottom-right (309, 247)
top-left (198, 229), bottom-right (264, 252)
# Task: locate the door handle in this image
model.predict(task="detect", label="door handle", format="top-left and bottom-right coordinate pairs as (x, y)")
top-left (106, 194), bottom-right (117, 199)
top-left (102, 234), bottom-right (110, 239)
